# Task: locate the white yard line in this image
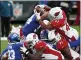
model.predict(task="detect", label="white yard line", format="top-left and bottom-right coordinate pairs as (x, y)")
top-left (0, 37), bottom-right (7, 40)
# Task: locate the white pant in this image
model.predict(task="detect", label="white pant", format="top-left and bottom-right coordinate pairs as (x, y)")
top-left (70, 48), bottom-right (80, 59)
top-left (41, 44), bottom-right (64, 60)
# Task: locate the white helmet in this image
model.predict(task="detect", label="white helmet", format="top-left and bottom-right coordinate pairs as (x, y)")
top-left (49, 7), bottom-right (63, 20)
top-left (25, 33), bottom-right (39, 48)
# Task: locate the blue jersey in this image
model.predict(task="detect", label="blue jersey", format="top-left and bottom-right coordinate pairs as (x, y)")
top-left (22, 14), bottom-right (40, 36)
top-left (70, 36), bottom-right (80, 47)
top-left (1, 42), bottom-right (23, 60)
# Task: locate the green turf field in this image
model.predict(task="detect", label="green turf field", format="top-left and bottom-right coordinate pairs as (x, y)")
top-left (1, 26), bottom-right (80, 53)
top-left (71, 26), bottom-right (80, 34)
top-left (1, 40), bottom-right (8, 54)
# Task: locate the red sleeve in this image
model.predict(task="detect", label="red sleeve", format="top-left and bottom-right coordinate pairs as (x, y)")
top-left (34, 41), bottom-right (47, 51)
top-left (51, 25), bottom-right (70, 42)
top-left (23, 41), bottom-right (29, 48)
top-left (51, 11), bottom-right (67, 28)
top-left (20, 28), bottom-right (23, 37)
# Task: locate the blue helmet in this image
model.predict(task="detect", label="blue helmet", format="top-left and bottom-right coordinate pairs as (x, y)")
top-left (40, 29), bottom-right (48, 39)
top-left (8, 33), bottom-right (20, 43)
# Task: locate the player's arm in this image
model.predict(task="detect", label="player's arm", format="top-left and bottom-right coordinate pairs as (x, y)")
top-left (39, 19), bottom-right (53, 30)
top-left (20, 46), bottom-right (45, 60)
top-left (44, 5), bottom-right (51, 11)
top-left (35, 5), bottom-right (51, 12)
top-left (34, 47), bottom-right (45, 58)
top-left (27, 48), bottom-right (45, 60)
top-left (1, 48), bottom-right (8, 60)
top-left (34, 5), bottom-right (53, 30)
top-left (35, 10), bottom-right (53, 30)
top-left (35, 5), bottom-right (50, 20)
top-left (1, 53), bottom-right (8, 60)
top-left (26, 45), bottom-right (45, 60)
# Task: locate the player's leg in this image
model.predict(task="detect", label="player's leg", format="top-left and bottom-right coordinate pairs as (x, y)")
top-left (1, 16), bottom-right (5, 37)
top-left (70, 28), bottom-right (80, 54)
top-left (69, 48), bottom-right (80, 60)
top-left (60, 46), bottom-right (73, 60)
top-left (4, 17), bottom-right (11, 37)
top-left (56, 38), bottom-right (73, 60)
top-left (52, 49), bottom-right (64, 60)
top-left (42, 53), bottom-right (64, 60)
top-left (47, 44), bottom-right (64, 60)
top-left (70, 28), bottom-right (79, 41)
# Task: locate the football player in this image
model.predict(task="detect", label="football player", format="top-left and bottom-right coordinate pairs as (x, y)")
top-left (34, 6), bottom-right (80, 60)
top-left (34, 5), bottom-right (79, 42)
top-left (20, 33), bottom-right (64, 60)
top-left (1, 33), bottom-right (23, 60)
top-left (21, 5), bottom-right (51, 38)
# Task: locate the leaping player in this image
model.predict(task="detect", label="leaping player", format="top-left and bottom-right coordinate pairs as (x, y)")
top-left (34, 5), bottom-right (80, 60)
top-left (20, 33), bottom-right (64, 60)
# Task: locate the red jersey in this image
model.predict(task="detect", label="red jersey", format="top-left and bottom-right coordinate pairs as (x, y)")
top-left (50, 11), bottom-right (76, 41)
top-left (34, 40), bottom-right (63, 60)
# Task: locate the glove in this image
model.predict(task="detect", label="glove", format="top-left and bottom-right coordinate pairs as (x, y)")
top-left (20, 46), bottom-right (29, 55)
top-left (34, 9), bottom-right (41, 20)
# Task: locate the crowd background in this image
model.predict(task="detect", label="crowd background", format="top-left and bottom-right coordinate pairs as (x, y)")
top-left (11, 1), bottom-right (80, 25)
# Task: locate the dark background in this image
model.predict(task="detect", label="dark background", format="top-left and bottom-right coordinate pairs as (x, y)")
top-left (11, 1), bottom-right (78, 25)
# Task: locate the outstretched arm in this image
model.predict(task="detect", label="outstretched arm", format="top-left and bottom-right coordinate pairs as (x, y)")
top-left (35, 5), bottom-right (51, 12)
top-left (20, 46), bottom-right (45, 60)
top-left (27, 48), bottom-right (45, 60)
top-left (35, 9), bottom-right (72, 42)
top-left (39, 20), bottom-right (53, 30)
top-left (34, 9), bottom-right (53, 30)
